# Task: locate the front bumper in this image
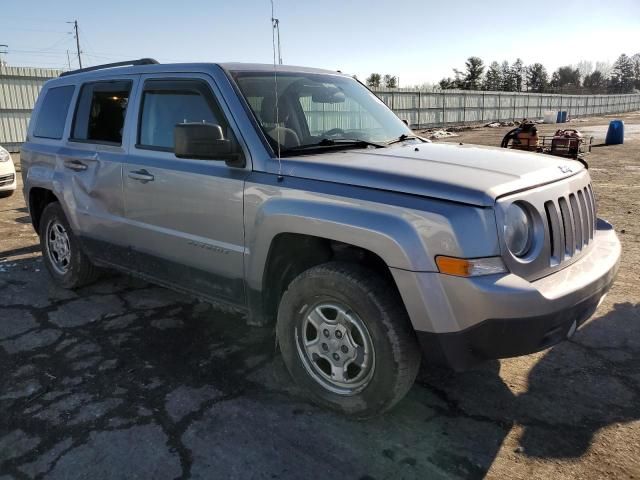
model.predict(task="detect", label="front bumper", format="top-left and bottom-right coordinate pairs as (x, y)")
top-left (0, 163), bottom-right (17, 192)
top-left (391, 219), bottom-right (621, 370)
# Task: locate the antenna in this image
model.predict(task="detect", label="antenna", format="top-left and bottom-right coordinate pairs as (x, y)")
top-left (270, 0), bottom-right (283, 65)
top-left (270, 0), bottom-right (283, 176)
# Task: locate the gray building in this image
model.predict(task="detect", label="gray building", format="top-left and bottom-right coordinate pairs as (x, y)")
top-left (1, 65), bottom-right (61, 152)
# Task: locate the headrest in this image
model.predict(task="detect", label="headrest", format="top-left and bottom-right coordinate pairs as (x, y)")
top-left (260, 95), bottom-right (280, 124)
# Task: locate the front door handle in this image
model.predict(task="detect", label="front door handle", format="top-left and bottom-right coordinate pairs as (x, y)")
top-left (64, 159), bottom-right (88, 171)
top-left (128, 169), bottom-right (155, 183)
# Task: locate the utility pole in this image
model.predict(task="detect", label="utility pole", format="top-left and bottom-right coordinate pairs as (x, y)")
top-left (0, 44), bottom-right (7, 67)
top-left (67, 20), bottom-right (82, 68)
top-left (66, 50), bottom-right (71, 70)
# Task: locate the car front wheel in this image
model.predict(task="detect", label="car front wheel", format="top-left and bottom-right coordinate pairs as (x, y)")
top-left (277, 262), bottom-right (421, 418)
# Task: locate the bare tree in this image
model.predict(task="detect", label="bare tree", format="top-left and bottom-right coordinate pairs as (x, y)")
top-left (575, 60), bottom-right (594, 82)
top-left (595, 61), bottom-right (613, 79)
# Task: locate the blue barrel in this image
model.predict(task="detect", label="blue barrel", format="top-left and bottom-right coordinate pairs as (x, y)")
top-left (605, 120), bottom-right (624, 145)
top-left (556, 111), bottom-right (567, 123)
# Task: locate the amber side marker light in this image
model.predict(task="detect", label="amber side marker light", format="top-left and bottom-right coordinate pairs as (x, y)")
top-left (435, 256), bottom-right (507, 277)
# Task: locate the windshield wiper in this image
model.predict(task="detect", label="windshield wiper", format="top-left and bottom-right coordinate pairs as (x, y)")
top-left (386, 133), bottom-right (423, 145)
top-left (285, 138), bottom-right (387, 152)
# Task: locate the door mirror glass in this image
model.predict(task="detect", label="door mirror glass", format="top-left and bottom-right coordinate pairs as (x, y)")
top-left (174, 123), bottom-right (231, 159)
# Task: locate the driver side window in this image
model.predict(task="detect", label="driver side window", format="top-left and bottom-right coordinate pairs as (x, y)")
top-left (137, 79), bottom-right (232, 152)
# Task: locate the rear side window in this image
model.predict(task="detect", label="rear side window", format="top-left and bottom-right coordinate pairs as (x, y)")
top-left (138, 80), bottom-right (228, 150)
top-left (33, 85), bottom-right (75, 139)
top-left (72, 81), bottom-right (132, 145)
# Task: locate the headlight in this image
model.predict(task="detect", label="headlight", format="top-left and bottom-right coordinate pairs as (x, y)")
top-left (0, 147), bottom-right (10, 163)
top-left (504, 203), bottom-right (532, 257)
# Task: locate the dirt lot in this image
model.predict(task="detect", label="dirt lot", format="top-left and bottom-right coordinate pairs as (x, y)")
top-left (1, 112), bottom-right (639, 479)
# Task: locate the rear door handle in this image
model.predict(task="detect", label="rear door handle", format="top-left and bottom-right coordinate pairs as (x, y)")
top-left (63, 159), bottom-right (88, 171)
top-left (128, 169), bottom-right (155, 183)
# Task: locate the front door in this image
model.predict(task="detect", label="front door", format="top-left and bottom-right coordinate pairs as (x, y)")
top-left (122, 74), bottom-right (249, 305)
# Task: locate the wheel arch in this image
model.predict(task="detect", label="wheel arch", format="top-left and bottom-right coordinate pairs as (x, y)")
top-left (28, 187), bottom-right (60, 234)
top-left (246, 229), bottom-right (410, 327)
top-left (244, 198), bottom-right (436, 326)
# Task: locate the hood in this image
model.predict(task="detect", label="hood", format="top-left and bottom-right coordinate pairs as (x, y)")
top-left (265, 142), bottom-right (585, 206)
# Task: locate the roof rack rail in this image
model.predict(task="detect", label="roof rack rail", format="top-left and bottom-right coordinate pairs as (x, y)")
top-left (60, 58), bottom-right (159, 77)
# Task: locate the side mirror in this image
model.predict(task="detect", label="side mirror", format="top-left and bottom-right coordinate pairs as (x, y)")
top-left (174, 123), bottom-right (244, 166)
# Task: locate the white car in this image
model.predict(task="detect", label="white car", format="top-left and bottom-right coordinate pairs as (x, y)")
top-left (0, 146), bottom-right (17, 197)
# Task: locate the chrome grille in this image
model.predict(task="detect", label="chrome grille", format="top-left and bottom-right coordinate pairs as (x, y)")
top-left (0, 173), bottom-right (15, 187)
top-left (497, 170), bottom-right (597, 282)
top-left (544, 183), bottom-right (597, 266)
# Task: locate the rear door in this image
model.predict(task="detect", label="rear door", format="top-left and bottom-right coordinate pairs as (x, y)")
top-left (122, 73), bottom-right (249, 305)
top-left (62, 77), bottom-right (138, 262)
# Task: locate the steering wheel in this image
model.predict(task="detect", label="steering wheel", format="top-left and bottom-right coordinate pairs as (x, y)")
top-left (323, 128), bottom-right (345, 137)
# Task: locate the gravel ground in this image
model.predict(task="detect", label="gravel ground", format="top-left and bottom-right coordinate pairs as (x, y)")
top-left (1, 112), bottom-right (639, 479)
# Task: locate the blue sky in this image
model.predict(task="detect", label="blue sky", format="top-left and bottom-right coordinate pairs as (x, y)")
top-left (2, 0), bottom-right (639, 85)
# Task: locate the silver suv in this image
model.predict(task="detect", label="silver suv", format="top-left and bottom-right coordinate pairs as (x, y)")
top-left (21, 60), bottom-right (621, 417)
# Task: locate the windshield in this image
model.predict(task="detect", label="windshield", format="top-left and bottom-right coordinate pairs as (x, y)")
top-left (231, 70), bottom-right (413, 154)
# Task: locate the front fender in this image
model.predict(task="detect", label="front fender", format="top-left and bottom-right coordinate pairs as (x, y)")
top-left (248, 197), bottom-right (431, 275)
top-left (243, 175), bottom-right (501, 326)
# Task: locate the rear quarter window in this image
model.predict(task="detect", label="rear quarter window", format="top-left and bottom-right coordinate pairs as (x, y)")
top-left (33, 85), bottom-right (76, 139)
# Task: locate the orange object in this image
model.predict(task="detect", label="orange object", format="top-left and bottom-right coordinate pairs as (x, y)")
top-left (435, 256), bottom-right (473, 277)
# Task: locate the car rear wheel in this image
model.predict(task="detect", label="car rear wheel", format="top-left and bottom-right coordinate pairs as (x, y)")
top-left (40, 202), bottom-right (99, 288)
top-left (277, 261), bottom-right (421, 418)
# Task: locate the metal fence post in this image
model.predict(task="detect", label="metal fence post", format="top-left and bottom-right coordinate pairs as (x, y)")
top-left (442, 91), bottom-right (446, 124)
top-left (417, 91), bottom-right (421, 129)
top-left (568, 96), bottom-right (572, 118)
top-left (463, 93), bottom-right (467, 124)
top-left (481, 92), bottom-right (485, 123)
top-left (585, 96), bottom-right (589, 117)
top-left (538, 95), bottom-right (542, 119)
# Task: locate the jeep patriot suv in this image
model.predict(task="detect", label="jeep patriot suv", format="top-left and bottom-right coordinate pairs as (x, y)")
top-left (21, 59), bottom-right (621, 416)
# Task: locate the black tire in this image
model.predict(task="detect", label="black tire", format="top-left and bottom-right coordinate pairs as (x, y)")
top-left (0, 190), bottom-right (14, 198)
top-left (277, 261), bottom-right (421, 418)
top-left (39, 202), bottom-right (99, 288)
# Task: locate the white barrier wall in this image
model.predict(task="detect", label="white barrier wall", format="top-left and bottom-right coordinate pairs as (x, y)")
top-left (372, 88), bottom-right (640, 128)
top-left (1, 66), bottom-right (639, 152)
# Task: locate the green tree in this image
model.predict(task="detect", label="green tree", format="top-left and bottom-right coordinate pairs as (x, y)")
top-left (511, 58), bottom-right (525, 91)
top-left (459, 56), bottom-right (485, 89)
top-left (583, 70), bottom-right (607, 92)
top-left (483, 61), bottom-right (502, 91)
top-left (500, 61), bottom-right (515, 91)
top-left (526, 63), bottom-right (548, 92)
top-left (610, 54), bottom-right (635, 92)
top-left (438, 77), bottom-right (456, 89)
top-left (383, 74), bottom-right (398, 88)
top-left (366, 73), bottom-right (381, 88)
top-left (553, 66), bottom-right (581, 88)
